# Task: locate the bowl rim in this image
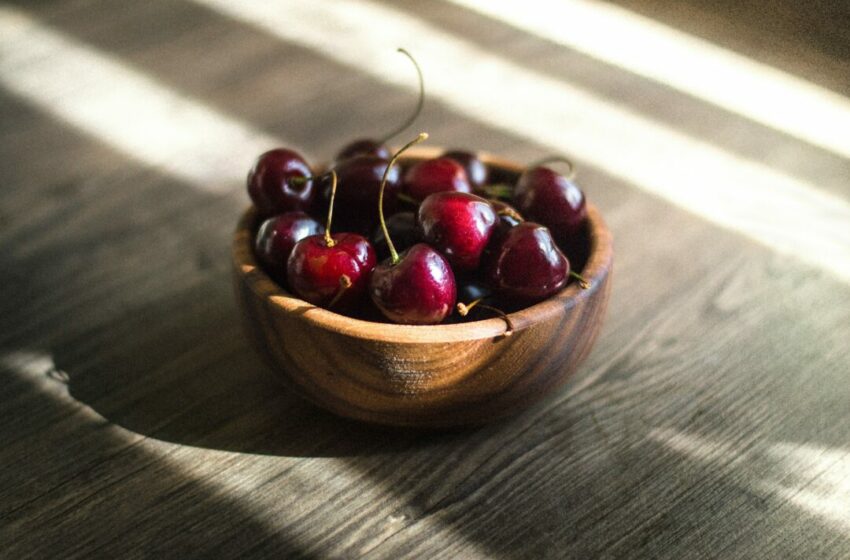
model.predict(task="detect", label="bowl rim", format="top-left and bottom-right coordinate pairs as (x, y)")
top-left (233, 149), bottom-right (613, 344)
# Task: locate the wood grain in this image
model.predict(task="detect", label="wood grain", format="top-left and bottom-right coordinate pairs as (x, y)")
top-left (1, 0), bottom-right (850, 559)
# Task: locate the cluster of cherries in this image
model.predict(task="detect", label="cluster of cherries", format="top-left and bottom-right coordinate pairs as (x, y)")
top-left (247, 50), bottom-right (589, 332)
top-left (248, 133), bottom-right (589, 331)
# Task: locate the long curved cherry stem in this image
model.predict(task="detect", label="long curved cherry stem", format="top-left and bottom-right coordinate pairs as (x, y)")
top-left (457, 299), bottom-right (514, 337)
top-left (529, 156), bottom-right (577, 180)
top-left (326, 274), bottom-right (352, 309)
top-left (570, 270), bottom-right (590, 289)
top-left (380, 48), bottom-right (425, 144)
top-left (378, 132), bottom-right (429, 265)
top-left (324, 170), bottom-right (338, 247)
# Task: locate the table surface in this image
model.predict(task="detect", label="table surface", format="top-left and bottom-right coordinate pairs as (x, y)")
top-left (2, 1), bottom-right (849, 558)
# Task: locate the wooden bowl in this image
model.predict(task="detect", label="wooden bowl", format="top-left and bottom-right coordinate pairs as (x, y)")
top-left (232, 149), bottom-right (613, 428)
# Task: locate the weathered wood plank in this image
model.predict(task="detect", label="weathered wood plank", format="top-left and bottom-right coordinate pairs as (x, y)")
top-left (1, 0), bottom-right (849, 559)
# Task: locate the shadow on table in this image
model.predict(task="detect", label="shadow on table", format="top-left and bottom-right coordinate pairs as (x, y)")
top-left (58, 275), bottom-right (471, 459)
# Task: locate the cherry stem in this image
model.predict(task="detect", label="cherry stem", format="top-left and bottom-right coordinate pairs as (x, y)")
top-left (379, 132), bottom-right (429, 265)
top-left (380, 48), bottom-right (425, 144)
top-left (326, 274), bottom-right (352, 309)
top-left (530, 156), bottom-right (577, 180)
top-left (324, 170), bottom-right (338, 247)
top-left (570, 270), bottom-right (590, 289)
top-left (457, 299), bottom-right (514, 337)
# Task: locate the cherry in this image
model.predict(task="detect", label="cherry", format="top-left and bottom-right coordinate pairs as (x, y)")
top-left (418, 191), bottom-right (497, 272)
top-left (443, 150), bottom-right (488, 191)
top-left (371, 211), bottom-right (419, 262)
top-left (513, 158), bottom-right (587, 245)
top-left (486, 221), bottom-right (569, 303)
top-left (404, 157), bottom-right (471, 201)
top-left (287, 234), bottom-right (376, 309)
top-left (247, 148), bottom-right (315, 216)
top-left (369, 133), bottom-right (457, 325)
top-left (332, 155), bottom-right (401, 234)
top-left (255, 211), bottom-right (324, 281)
top-left (335, 49), bottom-right (424, 163)
top-left (371, 243), bottom-right (457, 324)
top-left (287, 171), bottom-right (376, 310)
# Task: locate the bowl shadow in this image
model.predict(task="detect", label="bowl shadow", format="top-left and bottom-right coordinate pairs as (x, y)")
top-left (60, 276), bottom-right (475, 458)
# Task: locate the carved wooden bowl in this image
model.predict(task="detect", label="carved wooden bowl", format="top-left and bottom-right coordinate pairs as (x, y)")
top-left (232, 149), bottom-right (613, 428)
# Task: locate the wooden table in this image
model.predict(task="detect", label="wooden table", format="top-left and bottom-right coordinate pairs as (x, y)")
top-left (2, 1), bottom-right (849, 558)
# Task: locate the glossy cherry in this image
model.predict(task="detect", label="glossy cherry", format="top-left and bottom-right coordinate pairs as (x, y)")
top-left (287, 235), bottom-right (375, 309)
top-left (403, 157), bottom-right (471, 202)
top-left (332, 155), bottom-right (401, 234)
top-left (418, 191), bottom-right (497, 272)
top-left (513, 161), bottom-right (587, 244)
top-left (371, 243), bottom-right (456, 324)
top-left (443, 150), bottom-right (488, 191)
top-left (255, 211), bottom-right (324, 281)
top-left (371, 211), bottom-right (419, 262)
top-left (287, 172), bottom-right (376, 310)
top-left (247, 148), bottom-right (315, 216)
top-left (486, 222), bottom-right (569, 303)
top-left (369, 133), bottom-right (457, 325)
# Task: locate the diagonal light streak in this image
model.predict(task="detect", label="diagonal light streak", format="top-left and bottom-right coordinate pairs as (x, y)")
top-left (0, 6), bottom-right (281, 193)
top-left (654, 428), bottom-right (850, 531)
top-left (450, 0), bottom-right (850, 160)
top-left (193, 0), bottom-right (850, 283)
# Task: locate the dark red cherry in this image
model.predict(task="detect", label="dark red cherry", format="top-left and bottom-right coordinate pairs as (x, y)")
top-left (370, 244), bottom-right (456, 324)
top-left (369, 132), bottom-right (454, 324)
top-left (336, 139), bottom-right (391, 162)
top-left (443, 150), bottom-right (488, 191)
top-left (371, 211), bottom-right (420, 262)
top-left (514, 166), bottom-right (587, 244)
top-left (332, 155), bottom-right (401, 234)
top-left (418, 192), bottom-right (497, 272)
top-left (247, 149), bottom-right (315, 216)
top-left (486, 222), bottom-right (569, 303)
top-left (287, 233), bottom-right (376, 310)
top-left (403, 157), bottom-right (471, 202)
top-left (255, 212), bottom-right (324, 281)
